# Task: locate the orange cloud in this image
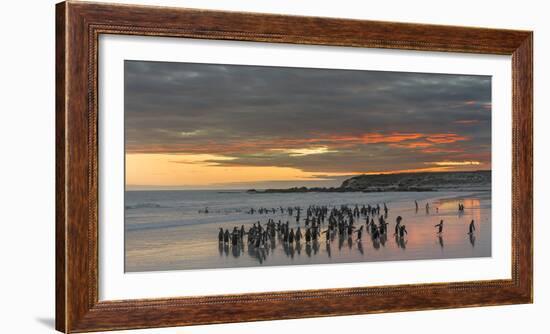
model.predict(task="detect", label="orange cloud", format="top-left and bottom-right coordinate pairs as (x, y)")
top-left (359, 132), bottom-right (424, 144)
top-left (427, 161), bottom-right (481, 166)
top-left (389, 141), bottom-right (434, 149)
top-left (328, 132), bottom-right (466, 147)
top-left (421, 147), bottom-right (465, 154)
top-left (425, 133), bottom-right (469, 144)
top-left (385, 133), bottom-right (469, 150)
top-left (127, 131), bottom-right (471, 156)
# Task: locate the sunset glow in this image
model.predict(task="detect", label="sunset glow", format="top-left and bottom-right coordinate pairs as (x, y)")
top-left (126, 153), bottom-right (345, 188)
top-left (429, 161), bottom-right (481, 166)
top-left (125, 61), bottom-right (491, 189)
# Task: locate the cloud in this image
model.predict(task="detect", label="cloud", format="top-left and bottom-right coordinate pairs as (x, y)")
top-left (179, 130), bottom-right (204, 137)
top-left (425, 134), bottom-right (469, 144)
top-left (125, 60), bottom-right (492, 174)
top-left (270, 146), bottom-right (337, 157)
top-left (454, 120), bottom-right (481, 125)
top-left (426, 161), bottom-right (481, 166)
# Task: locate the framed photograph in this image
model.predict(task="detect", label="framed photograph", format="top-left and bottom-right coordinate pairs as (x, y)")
top-left (56, 1), bottom-right (532, 332)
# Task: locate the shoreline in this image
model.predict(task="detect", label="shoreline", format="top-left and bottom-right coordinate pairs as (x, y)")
top-left (125, 190), bottom-right (491, 272)
top-left (247, 187), bottom-right (491, 194)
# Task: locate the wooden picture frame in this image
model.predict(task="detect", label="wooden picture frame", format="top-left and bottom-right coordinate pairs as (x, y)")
top-left (56, 1), bottom-right (533, 332)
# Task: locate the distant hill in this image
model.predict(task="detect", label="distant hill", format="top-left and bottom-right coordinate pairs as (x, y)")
top-left (249, 170), bottom-right (490, 193)
top-left (340, 170), bottom-right (490, 192)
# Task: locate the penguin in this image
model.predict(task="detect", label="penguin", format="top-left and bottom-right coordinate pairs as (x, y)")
top-left (355, 225), bottom-right (364, 242)
top-left (224, 229), bottom-right (230, 243)
top-left (305, 228), bottom-right (312, 243)
top-left (296, 227), bottom-right (302, 243)
top-left (372, 226), bottom-right (380, 240)
top-left (240, 225), bottom-right (245, 240)
top-left (399, 225), bottom-right (408, 238)
top-left (218, 228), bottom-right (224, 242)
top-left (231, 227), bottom-right (239, 246)
top-left (394, 216), bottom-right (403, 235)
top-left (435, 220), bottom-right (444, 234)
top-left (283, 228), bottom-right (289, 243)
top-left (468, 219), bottom-right (476, 234)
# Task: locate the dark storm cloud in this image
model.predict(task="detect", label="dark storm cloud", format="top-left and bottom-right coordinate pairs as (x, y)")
top-left (125, 60), bottom-right (491, 173)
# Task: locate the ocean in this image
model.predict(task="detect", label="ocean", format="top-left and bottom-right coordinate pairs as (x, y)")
top-left (125, 190), bottom-right (491, 272)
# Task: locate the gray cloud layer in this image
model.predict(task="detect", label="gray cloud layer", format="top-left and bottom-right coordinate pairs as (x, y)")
top-left (125, 60), bottom-right (491, 174)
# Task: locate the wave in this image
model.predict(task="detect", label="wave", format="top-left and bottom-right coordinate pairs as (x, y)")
top-left (125, 202), bottom-right (164, 210)
top-left (126, 202), bottom-right (252, 214)
top-left (126, 220), bottom-right (184, 231)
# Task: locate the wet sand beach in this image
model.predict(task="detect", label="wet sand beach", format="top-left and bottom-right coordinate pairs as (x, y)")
top-left (125, 190), bottom-right (491, 272)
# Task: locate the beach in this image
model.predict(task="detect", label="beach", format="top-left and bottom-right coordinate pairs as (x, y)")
top-left (125, 190), bottom-right (491, 272)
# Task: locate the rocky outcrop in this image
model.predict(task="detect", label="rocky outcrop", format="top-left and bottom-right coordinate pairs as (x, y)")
top-left (251, 170), bottom-right (491, 193)
top-left (340, 170), bottom-right (490, 192)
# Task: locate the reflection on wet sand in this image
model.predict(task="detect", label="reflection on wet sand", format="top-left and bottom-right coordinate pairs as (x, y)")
top-left (126, 191), bottom-right (491, 272)
top-left (396, 235), bottom-right (407, 250)
top-left (215, 199), bottom-right (486, 265)
top-left (469, 233), bottom-right (476, 247)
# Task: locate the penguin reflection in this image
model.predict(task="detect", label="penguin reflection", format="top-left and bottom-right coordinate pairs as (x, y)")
top-left (326, 241), bottom-right (332, 258)
top-left (282, 241), bottom-right (291, 258)
top-left (313, 241), bottom-right (320, 255)
top-left (289, 243), bottom-right (296, 259)
top-left (397, 236), bottom-right (407, 249)
top-left (371, 234), bottom-right (381, 250)
top-left (469, 233), bottom-right (476, 247)
top-left (248, 245), bottom-right (267, 264)
top-left (305, 243), bottom-right (312, 257)
top-left (357, 241), bottom-right (364, 255)
top-left (380, 234), bottom-right (387, 247)
top-left (232, 243), bottom-right (242, 258)
top-left (296, 241), bottom-right (302, 255)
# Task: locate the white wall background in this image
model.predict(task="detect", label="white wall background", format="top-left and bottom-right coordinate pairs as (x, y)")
top-left (0, 0), bottom-right (546, 333)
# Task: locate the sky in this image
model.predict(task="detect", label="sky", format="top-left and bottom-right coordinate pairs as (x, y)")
top-left (125, 60), bottom-right (491, 190)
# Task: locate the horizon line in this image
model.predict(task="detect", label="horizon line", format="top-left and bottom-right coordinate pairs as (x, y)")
top-left (126, 169), bottom-right (492, 191)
